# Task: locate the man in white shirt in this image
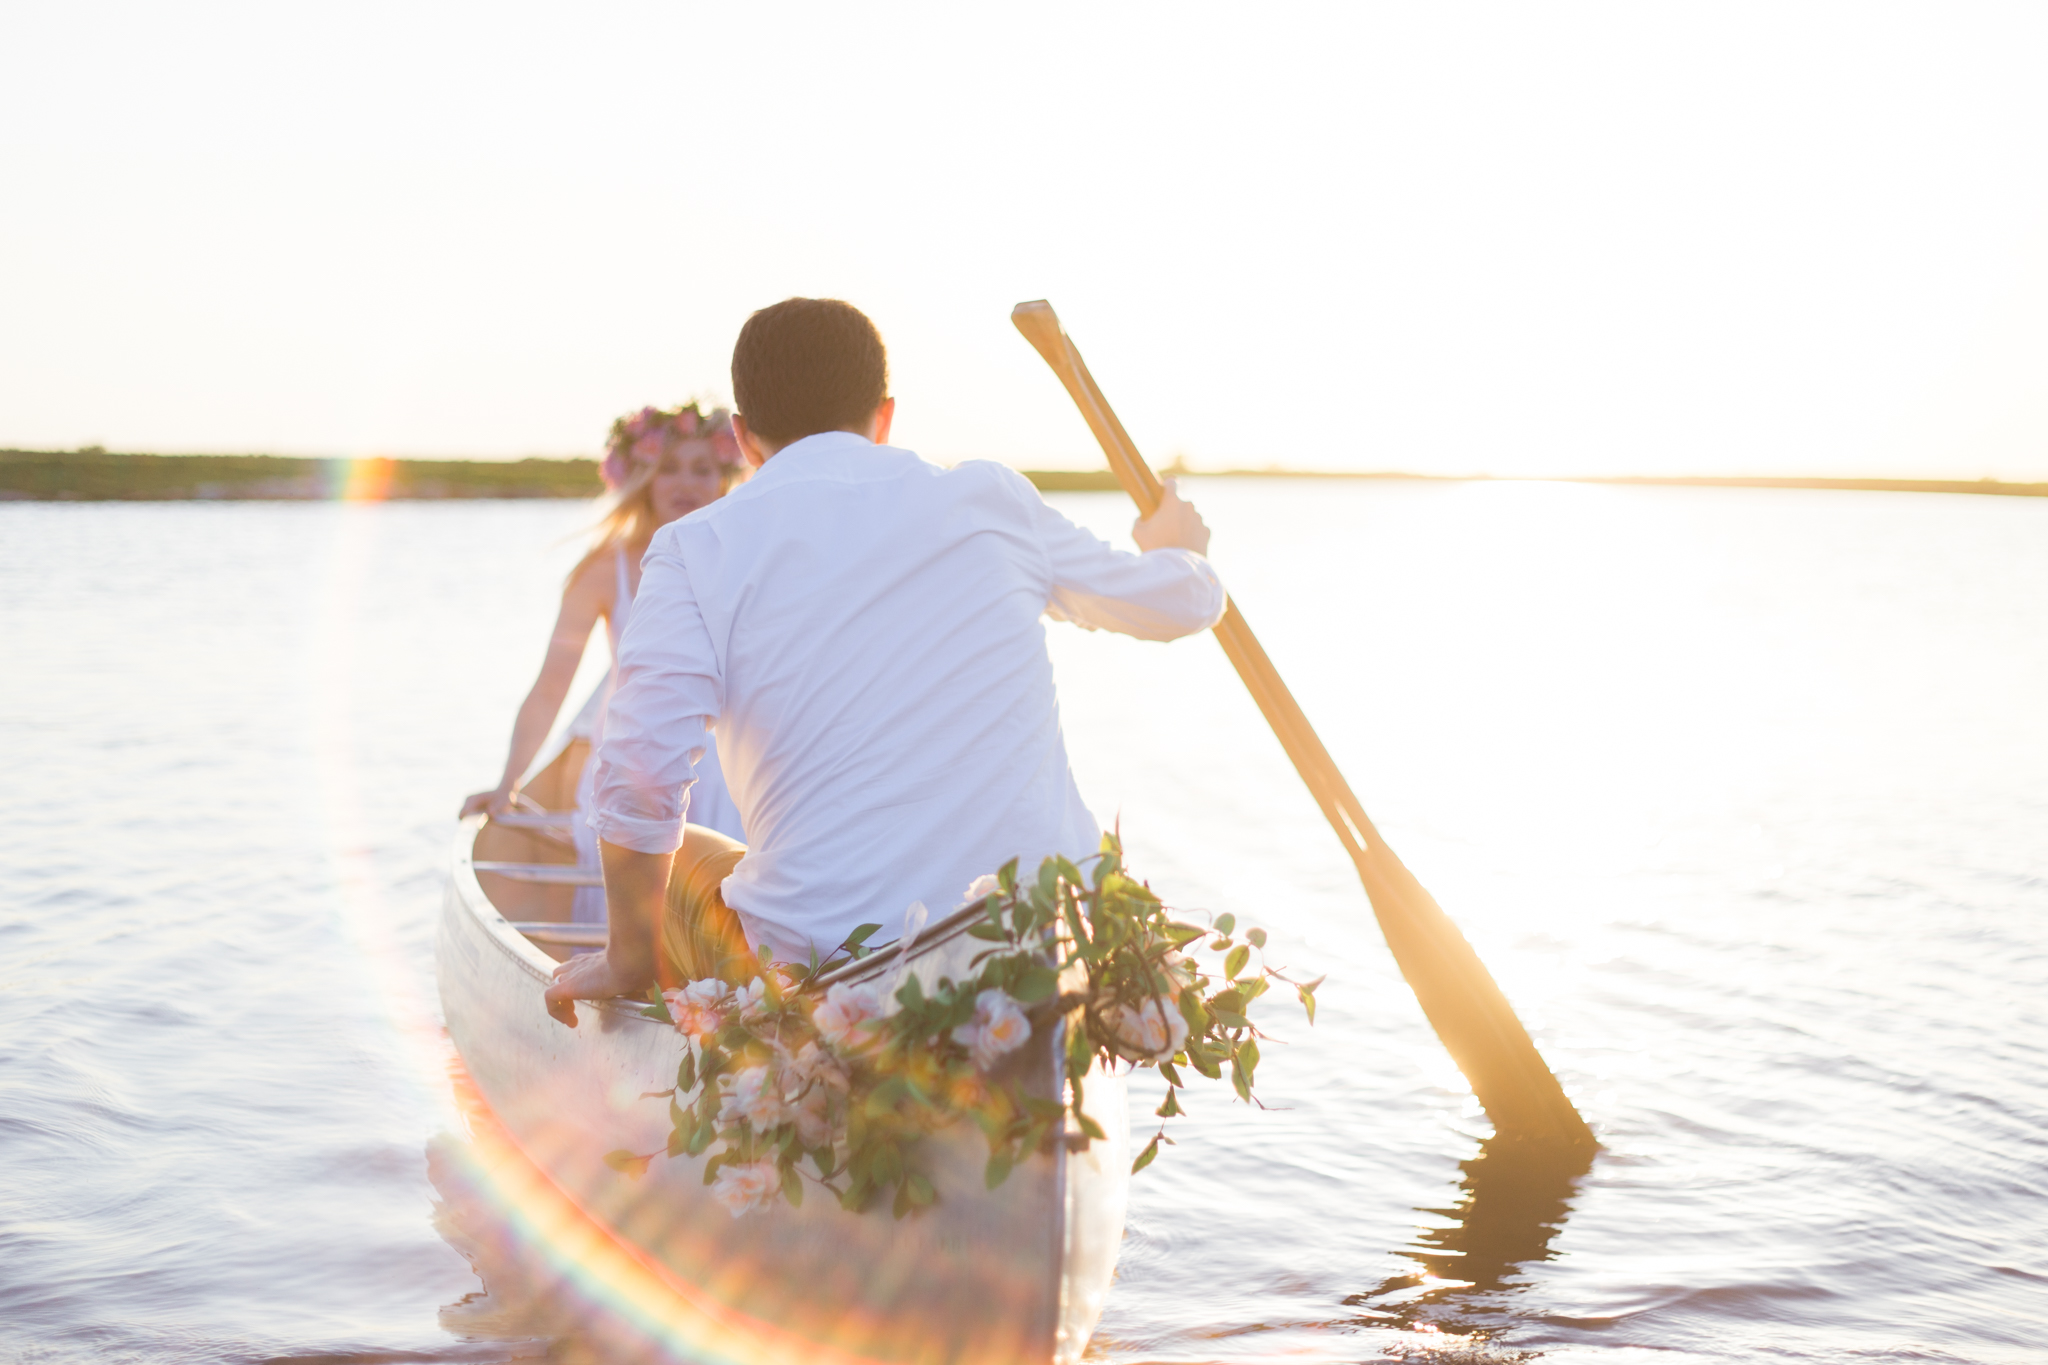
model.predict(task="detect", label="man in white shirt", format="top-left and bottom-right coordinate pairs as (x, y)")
top-left (545, 298), bottom-right (1224, 1025)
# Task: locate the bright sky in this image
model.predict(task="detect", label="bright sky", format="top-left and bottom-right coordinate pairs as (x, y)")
top-left (3, 3), bottom-right (2046, 478)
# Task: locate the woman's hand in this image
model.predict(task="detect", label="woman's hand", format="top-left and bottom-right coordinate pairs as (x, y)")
top-left (460, 784), bottom-right (516, 819)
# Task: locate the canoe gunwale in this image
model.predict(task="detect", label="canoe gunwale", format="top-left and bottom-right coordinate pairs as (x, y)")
top-left (459, 812), bottom-right (1014, 1004)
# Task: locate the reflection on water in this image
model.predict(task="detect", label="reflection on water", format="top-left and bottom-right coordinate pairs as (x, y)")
top-left (429, 1130), bottom-right (601, 1360)
top-left (1351, 1137), bottom-right (1594, 1338)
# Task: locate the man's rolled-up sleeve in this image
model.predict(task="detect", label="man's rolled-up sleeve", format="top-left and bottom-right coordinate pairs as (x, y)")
top-left (1021, 480), bottom-right (1227, 640)
top-left (590, 544), bottom-right (721, 854)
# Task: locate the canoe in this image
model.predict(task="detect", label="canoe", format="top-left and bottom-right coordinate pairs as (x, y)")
top-left (438, 743), bottom-right (1131, 1364)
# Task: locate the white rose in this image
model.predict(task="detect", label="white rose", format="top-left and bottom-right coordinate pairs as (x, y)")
top-left (813, 981), bottom-right (883, 1053)
top-left (735, 976), bottom-right (771, 1021)
top-left (786, 1040), bottom-right (849, 1096)
top-left (717, 1065), bottom-right (791, 1131)
top-left (662, 977), bottom-right (731, 1044)
top-left (961, 873), bottom-right (1002, 906)
top-left (709, 1158), bottom-right (781, 1218)
top-left (1101, 995), bottom-right (1189, 1062)
top-left (953, 987), bottom-right (1033, 1071)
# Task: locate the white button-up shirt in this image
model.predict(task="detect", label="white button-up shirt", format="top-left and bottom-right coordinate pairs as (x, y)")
top-left (592, 431), bottom-right (1226, 963)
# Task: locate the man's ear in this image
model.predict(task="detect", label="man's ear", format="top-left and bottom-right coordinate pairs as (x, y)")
top-left (869, 397), bottom-right (896, 446)
top-left (732, 414), bottom-right (775, 469)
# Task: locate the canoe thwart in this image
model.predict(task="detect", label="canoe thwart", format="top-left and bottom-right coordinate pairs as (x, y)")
top-left (473, 861), bottom-right (604, 886)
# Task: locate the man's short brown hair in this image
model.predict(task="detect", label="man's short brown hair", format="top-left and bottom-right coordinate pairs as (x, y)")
top-left (730, 298), bottom-right (889, 446)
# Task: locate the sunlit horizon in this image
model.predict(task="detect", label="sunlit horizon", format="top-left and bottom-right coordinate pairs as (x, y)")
top-left (5, 3), bottom-right (2047, 480)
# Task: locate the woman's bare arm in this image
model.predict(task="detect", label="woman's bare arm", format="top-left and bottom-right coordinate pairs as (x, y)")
top-left (460, 559), bottom-right (612, 818)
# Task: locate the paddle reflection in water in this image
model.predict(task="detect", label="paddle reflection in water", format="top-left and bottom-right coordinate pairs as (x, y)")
top-left (1348, 1137), bottom-right (1594, 1339)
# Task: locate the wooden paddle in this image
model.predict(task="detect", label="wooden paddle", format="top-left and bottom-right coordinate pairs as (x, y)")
top-left (1012, 300), bottom-right (1595, 1150)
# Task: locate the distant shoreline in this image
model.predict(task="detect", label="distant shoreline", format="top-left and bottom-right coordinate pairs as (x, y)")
top-left (4, 449), bottom-right (2044, 502)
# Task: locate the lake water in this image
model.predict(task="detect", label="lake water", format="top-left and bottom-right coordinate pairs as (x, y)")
top-left (2, 480), bottom-right (2044, 1364)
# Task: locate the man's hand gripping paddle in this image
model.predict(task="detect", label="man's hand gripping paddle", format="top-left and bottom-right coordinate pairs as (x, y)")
top-left (1011, 300), bottom-right (1595, 1151)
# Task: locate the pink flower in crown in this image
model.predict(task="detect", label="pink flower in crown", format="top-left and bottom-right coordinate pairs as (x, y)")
top-left (599, 448), bottom-right (630, 492)
top-left (675, 407), bottom-right (700, 438)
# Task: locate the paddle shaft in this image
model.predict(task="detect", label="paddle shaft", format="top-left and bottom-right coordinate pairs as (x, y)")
top-left (1011, 301), bottom-right (1594, 1149)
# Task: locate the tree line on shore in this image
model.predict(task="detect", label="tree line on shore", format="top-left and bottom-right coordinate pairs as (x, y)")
top-left (3, 448), bottom-right (2040, 502)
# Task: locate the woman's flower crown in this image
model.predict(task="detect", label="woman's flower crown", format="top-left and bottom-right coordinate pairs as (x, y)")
top-left (601, 402), bottom-right (743, 492)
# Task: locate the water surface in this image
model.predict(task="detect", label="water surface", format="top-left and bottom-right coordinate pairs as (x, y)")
top-left (2, 481), bottom-right (2043, 1363)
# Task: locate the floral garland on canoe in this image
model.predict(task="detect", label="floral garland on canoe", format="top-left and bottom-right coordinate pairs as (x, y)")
top-left (605, 833), bottom-right (1323, 1218)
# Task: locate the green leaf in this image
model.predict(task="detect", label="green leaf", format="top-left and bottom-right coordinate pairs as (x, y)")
top-left (1230, 1055), bottom-right (1252, 1102)
top-left (1177, 989), bottom-right (1208, 1034)
top-left (967, 921), bottom-right (1008, 941)
top-left (687, 1117), bottom-right (716, 1155)
top-left (1246, 927), bottom-right (1267, 949)
top-left (781, 1164), bottom-right (803, 1207)
top-left (639, 1001), bottom-right (672, 1022)
top-left (677, 1049), bottom-right (696, 1094)
top-left (1076, 1112), bottom-right (1106, 1142)
top-left (997, 858), bottom-right (1019, 894)
top-left (1164, 922), bottom-right (1206, 948)
top-left (1063, 899), bottom-right (1097, 960)
top-left (1011, 963), bottom-right (1058, 1004)
top-left (1157, 1060), bottom-right (1185, 1088)
top-left (896, 974), bottom-right (926, 1010)
top-left (1131, 1132), bottom-right (1162, 1174)
top-left (846, 923), bottom-right (882, 947)
top-left (1188, 1047), bottom-right (1222, 1080)
top-left (604, 1149), bottom-right (653, 1179)
top-left (1155, 1089), bottom-right (1182, 1118)
top-left (985, 1149), bottom-right (1015, 1189)
top-left (1213, 913), bottom-right (1236, 937)
top-left (906, 1173), bottom-right (935, 1207)
top-left (1224, 945), bottom-right (1250, 981)
top-left (1298, 985), bottom-right (1317, 1024)
top-left (1238, 1037), bottom-right (1260, 1085)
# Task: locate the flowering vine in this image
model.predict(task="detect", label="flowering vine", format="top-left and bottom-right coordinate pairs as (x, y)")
top-left (604, 833), bottom-right (1322, 1218)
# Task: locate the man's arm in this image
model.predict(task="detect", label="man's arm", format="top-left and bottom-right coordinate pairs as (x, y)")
top-left (1021, 472), bottom-right (1227, 640)
top-left (543, 842), bottom-right (673, 1026)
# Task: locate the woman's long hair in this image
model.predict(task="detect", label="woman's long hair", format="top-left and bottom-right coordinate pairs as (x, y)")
top-left (571, 402), bottom-right (742, 587)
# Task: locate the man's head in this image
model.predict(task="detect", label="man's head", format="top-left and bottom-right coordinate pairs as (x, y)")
top-left (730, 298), bottom-right (892, 462)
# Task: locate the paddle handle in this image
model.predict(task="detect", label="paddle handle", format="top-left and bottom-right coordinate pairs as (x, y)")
top-left (1011, 300), bottom-right (1594, 1149)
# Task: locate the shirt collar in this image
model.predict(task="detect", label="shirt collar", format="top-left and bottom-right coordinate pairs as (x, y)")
top-left (746, 429), bottom-right (876, 487)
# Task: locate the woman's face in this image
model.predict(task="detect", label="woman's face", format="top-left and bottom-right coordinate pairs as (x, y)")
top-left (645, 438), bottom-right (728, 525)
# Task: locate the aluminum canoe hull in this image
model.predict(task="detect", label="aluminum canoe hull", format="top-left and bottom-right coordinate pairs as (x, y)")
top-left (438, 823), bottom-right (1129, 1364)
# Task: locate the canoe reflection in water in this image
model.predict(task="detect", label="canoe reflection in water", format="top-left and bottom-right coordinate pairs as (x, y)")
top-left (1348, 1136), bottom-right (1594, 1339)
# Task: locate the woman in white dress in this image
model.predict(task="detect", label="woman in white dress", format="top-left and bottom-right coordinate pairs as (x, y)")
top-left (461, 402), bottom-right (747, 920)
